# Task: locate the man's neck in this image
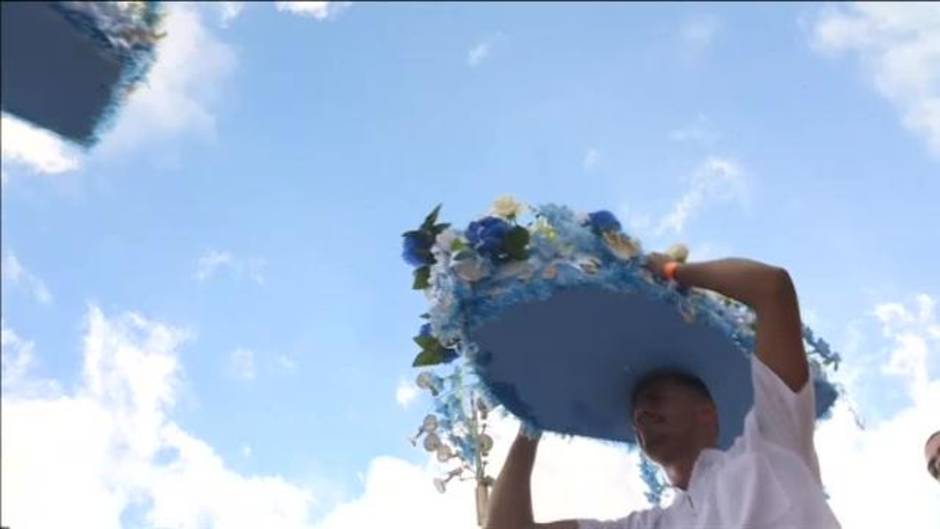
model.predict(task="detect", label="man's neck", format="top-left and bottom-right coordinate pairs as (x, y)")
top-left (662, 446), bottom-right (706, 491)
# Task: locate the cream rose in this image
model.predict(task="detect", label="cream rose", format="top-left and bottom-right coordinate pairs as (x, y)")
top-left (490, 195), bottom-right (525, 219)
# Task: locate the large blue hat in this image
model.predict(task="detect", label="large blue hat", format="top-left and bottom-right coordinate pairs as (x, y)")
top-left (401, 199), bottom-right (841, 468)
top-left (1, 1), bottom-right (163, 146)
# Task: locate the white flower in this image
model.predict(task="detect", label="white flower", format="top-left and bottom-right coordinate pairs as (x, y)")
top-left (416, 372), bottom-right (441, 396)
top-left (665, 243), bottom-right (689, 263)
top-left (436, 444), bottom-right (454, 462)
top-left (423, 432), bottom-right (441, 452)
top-left (422, 414), bottom-right (439, 432)
top-left (603, 232), bottom-right (641, 260)
top-left (478, 433), bottom-right (493, 454)
top-left (493, 261), bottom-right (535, 281)
top-left (576, 255), bottom-right (601, 274)
top-left (434, 228), bottom-right (459, 254)
top-left (490, 195), bottom-right (525, 219)
top-left (453, 255), bottom-right (489, 282)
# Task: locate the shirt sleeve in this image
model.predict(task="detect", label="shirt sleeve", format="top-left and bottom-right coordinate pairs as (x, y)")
top-left (746, 354), bottom-right (821, 481)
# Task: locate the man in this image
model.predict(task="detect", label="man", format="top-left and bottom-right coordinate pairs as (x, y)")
top-left (926, 431), bottom-right (940, 482)
top-left (484, 256), bottom-right (841, 529)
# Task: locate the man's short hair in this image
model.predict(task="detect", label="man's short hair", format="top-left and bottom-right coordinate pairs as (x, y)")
top-left (630, 369), bottom-right (715, 410)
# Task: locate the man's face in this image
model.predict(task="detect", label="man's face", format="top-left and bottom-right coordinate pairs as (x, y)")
top-left (925, 432), bottom-right (940, 482)
top-left (631, 378), bottom-right (717, 464)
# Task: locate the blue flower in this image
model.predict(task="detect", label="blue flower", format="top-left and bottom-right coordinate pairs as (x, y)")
top-left (587, 210), bottom-right (622, 233)
top-left (441, 348), bottom-right (459, 363)
top-left (402, 231), bottom-right (434, 267)
top-left (419, 323), bottom-right (432, 337)
top-left (466, 216), bottom-right (511, 258)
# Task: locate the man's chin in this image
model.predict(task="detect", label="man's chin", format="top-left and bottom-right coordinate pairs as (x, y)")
top-left (638, 435), bottom-right (670, 463)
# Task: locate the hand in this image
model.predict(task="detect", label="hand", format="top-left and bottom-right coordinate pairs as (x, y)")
top-left (644, 252), bottom-right (673, 281)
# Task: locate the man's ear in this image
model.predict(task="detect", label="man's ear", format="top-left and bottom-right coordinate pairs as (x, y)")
top-left (696, 401), bottom-right (718, 425)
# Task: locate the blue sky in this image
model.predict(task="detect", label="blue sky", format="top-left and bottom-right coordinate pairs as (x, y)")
top-left (2, 3), bottom-right (939, 528)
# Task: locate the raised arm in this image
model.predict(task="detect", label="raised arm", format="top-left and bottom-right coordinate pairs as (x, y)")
top-left (646, 256), bottom-right (809, 392)
top-left (485, 429), bottom-right (578, 529)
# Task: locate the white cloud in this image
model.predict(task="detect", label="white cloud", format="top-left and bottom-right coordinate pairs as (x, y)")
top-left (873, 294), bottom-right (939, 399)
top-left (0, 310), bottom-right (652, 529)
top-left (0, 308), bottom-right (315, 529)
top-left (98, 3), bottom-right (237, 154)
top-left (195, 249), bottom-right (234, 281)
top-left (1, 113), bottom-right (81, 175)
top-left (583, 148), bottom-right (601, 171)
top-left (313, 416), bottom-right (650, 529)
top-left (217, 1), bottom-right (246, 27)
top-left (679, 14), bottom-right (720, 55)
top-left (468, 35), bottom-right (505, 67)
top-left (1, 320), bottom-right (61, 397)
top-left (395, 379), bottom-right (419, 409)
top-left (1, 252), bottom-right (53, 305)
top-left (619, 208), bottom-right (652, 237)
top-left (812, 3), bottom-right (940, 157)
top-left (468, 42), bottom-right (492, 67)
top-left (816, 294), bottom-right (940, 528)
top-left (4, 295), bottom-right (939, 528)
top-left (195, 249), bottom-right (266, 285)
top-left (277, 354), bottom-right (298, 372)
top-left (657, 156), bottom-right (748, 235)
top-left (275, 2), bottom-right (352, 20)
top-left (2, 321), bottom-right (35, 390)
top-left (230, 348), bottom-right (256, 381)
top-left (669, 113), bottom-right (720, 146)
top-left (214, 1), bottom-right (350, 26)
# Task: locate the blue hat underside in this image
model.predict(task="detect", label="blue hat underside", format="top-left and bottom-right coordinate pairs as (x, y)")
top-left (472, 286), bottom-right (837, 449)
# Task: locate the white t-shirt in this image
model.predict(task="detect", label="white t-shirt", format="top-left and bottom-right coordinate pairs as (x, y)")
top-left (578, 356), bottom-right (841, 529)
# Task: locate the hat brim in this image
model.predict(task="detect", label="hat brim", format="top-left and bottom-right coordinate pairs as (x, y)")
top-left (472, 286), bottom-right (836, 449)
top-left (1, 2), bottom-right (159, 146)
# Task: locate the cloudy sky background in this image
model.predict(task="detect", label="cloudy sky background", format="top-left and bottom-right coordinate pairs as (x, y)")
top-left (2, 2), bottom-right (939, 528)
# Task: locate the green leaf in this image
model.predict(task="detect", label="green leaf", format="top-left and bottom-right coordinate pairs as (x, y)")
top-left (431, 222), bottom-right (451, 235)
top-left (453, 249), bottom-right (475, 261)
top-left (412, 348), bottom-right (444, 367)
top-left (419, 312), bottom-right (430, 319)
top-left (421, 204), bottom-right (443, 230)
top-left (450, 239), bottom-right (467, 252)
top-left (503, 226), bottom-right (531, 261)
top-left (414, 334), bottom-right (439, 350)
top-left (412, 266), bottom-right (431, 289)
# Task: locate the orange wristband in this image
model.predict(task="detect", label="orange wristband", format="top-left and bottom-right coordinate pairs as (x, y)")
top-left (663, 261), bottom-right (680, 282)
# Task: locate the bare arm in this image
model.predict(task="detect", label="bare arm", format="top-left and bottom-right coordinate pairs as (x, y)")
top-left (484, 429), bottom-right (578, 529)
top-left (647, 256), bottom-right (809, 392)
